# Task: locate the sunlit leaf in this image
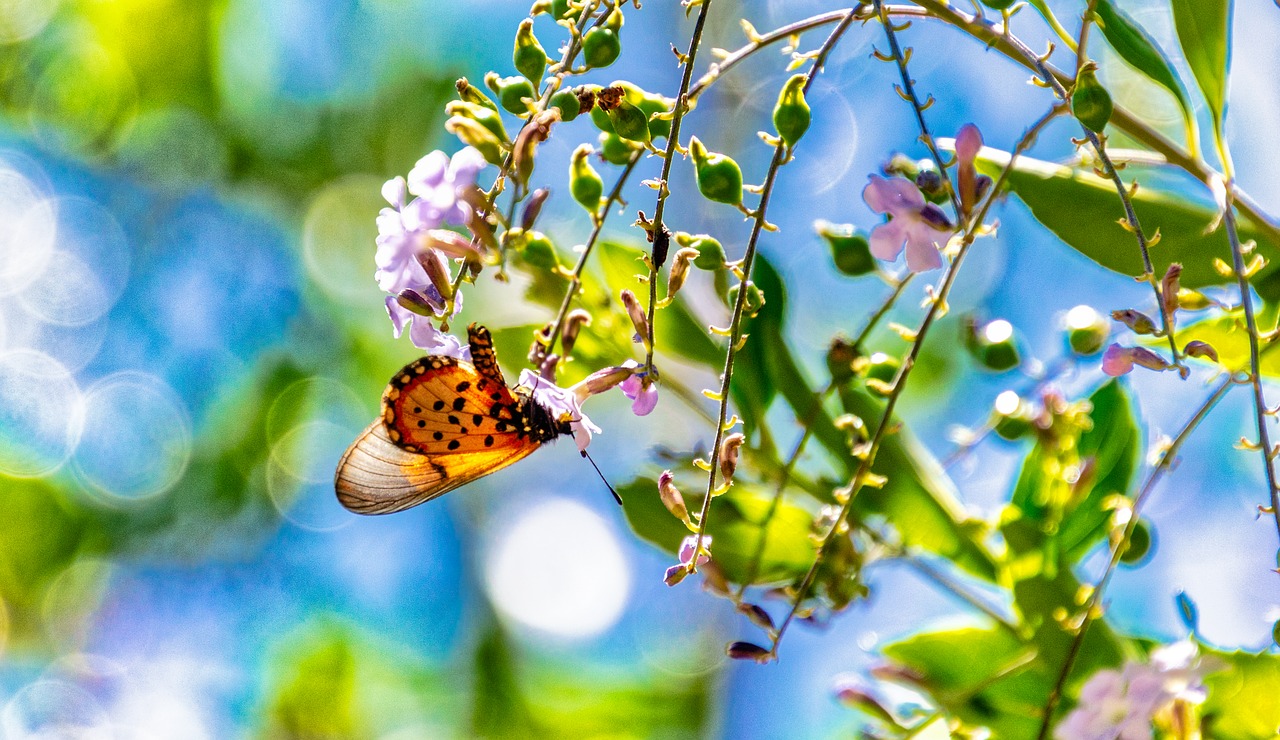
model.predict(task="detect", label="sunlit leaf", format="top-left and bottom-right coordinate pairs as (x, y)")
top-left (973, 151), bottom-right (1280, 298)
top-left (1201, 649), bottom-right (1280, 739)
top-left (1094, 0), bottom-right (1196, 148)
top-left (1169, 0), bottom-right (1233, 129)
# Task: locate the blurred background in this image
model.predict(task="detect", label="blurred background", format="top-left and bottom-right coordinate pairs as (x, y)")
top-left (1, 0), bottom-right (1279, 736)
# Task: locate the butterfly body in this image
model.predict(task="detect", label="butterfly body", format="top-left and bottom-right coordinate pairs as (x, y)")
top-left (335, 325), bottom-right (571, 515)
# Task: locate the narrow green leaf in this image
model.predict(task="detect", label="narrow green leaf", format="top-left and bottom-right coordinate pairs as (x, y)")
top-left (972, 151), bottom-right (1280, 298)
top-left (1169, 0), bottom-right (1234, 128)
top-left (1094, 0), bottom-right (1197, 149)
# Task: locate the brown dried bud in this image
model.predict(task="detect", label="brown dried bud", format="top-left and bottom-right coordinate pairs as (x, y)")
top-left (719, 432), bottom-right (745, 482)
top-left (396, 288), bottom-right (440, 317)
top-left (561, 309), bottom-right (592, 355)
top-left (736, 602), bottom-right (776, 632)
top-left (421, 229), bottom-right (482, 263)
top-left (659, 247), bottom-right (700, 307)
top-left (726, 641), bottom-right (772, 663)
top-left (657, 470), bottom-right (689, 525)
top-left (521, 187), bottom-right (550, 230)
top-left (1111, 309), bottom-right (1158, 335)
top-left (511, 108), bottom-right (560, 188)
top-left (1161, 263), bottom-right (1182, 320)
top-left (1183, 340), bottom-right (1219, 363)
top-left (619, 289), bottom-right (650, 346)
top-left (416, 249), bottom-right (455, 301)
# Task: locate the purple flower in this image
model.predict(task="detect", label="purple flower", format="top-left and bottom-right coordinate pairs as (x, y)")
top-left (619, 360), bottom-right (658, 416)
top-left (375, 148), bottom-right (485, 343)
top-left (518, 369), bottom-right (601, 452)
top-left (384, 297), bottom-right (472, 360)
top-left (678, 534), bottom-right (711, 567)
top-left (863, 175), bottom-right (953, 272)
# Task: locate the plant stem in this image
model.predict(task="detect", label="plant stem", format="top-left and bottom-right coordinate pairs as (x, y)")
top-left (1035, 374), bottom-right (1236, 738)
top-left (643, 0), bottom-right (714, 377)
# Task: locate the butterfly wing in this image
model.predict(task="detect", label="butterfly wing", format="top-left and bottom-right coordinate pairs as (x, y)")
top-left (334, 353), bottom-right (542, 515)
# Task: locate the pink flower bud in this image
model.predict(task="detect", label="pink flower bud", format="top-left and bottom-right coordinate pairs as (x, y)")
top-left (1161, 263), bottom-right (1183, 319)
top-left (1110, 309), bottom-right (1158, 335)
top-left (1183, 340), bottom-right (1219, 362)
top-left (1102, 344), bottom-right (1171, 376)
top-left (657, 470), bottom-right (689, 525)
top-left (619, 289), bottom-right (650, 346)
top-left (719, 433), bottom-right (745, 482)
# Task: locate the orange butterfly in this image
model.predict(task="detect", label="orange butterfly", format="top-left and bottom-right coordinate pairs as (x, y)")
top-left (335, 324), bottom-right (572, 515)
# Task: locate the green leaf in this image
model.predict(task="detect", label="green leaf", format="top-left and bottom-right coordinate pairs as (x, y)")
top-left (1062, 381), bottom-right (1140, 559)
top-left (1166, 305), bottom-right (1280, 375)
top-left (1094, 0), bottom-right (1196, 148)
top-left (1169, 0), bottom-right (1233, 129)
top-left (1201, 649), bottom-right (1280, 739)
top-left (617, 475), bottom-right (816, 585)
top-left (973, 151), bottom-right (1280, 297)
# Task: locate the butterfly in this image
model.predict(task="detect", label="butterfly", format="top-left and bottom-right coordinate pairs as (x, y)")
top-left (334, 324), bottom-right (572, 515)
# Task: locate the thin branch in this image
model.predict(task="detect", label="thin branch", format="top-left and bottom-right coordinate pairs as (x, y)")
top-left (643, 0), bottom-right (715, 377)
top-left (1035, 374), bottom-right (1236, 738)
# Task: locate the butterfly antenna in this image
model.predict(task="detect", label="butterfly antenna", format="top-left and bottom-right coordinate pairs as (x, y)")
top-left (581, 450), bottom-right (623, 506)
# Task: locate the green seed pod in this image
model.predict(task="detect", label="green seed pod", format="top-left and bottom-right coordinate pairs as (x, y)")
top-left (675, 232), bottom-right (726, 270)
top-left (772, 73), bottom-right (810, 148)
top-left (517, 230), bottom-right (560, 271)
top-left (1120, 519), bottom-right (1153, 565)
top-left (486, 73), bottom-right (537, 116)
top-left (570, 144), bottom-right (604, 215)
top-left (605, 100), bottom-right (649, 143)
top-left (964, 317), bottom-right (1021, 372)
top-left (638, 92), bottom-right (674, 140)
top-left (1063, 305), bottom-right (1109, 356)
top-left (815, 220), bottom-right (875, 276)
top-left (551, 0), bottom-right (574, 19)
top-left (725, 281), bottom-right (765, 318)
top-left (991, 390), bottom-right (1034, 441)
top-left (444, 116), bottom-right (505, 166)
top-left (455, 77), bottom-right (498, 111)
top-left (513, 19), bottom-right (548, 85)
top-left (979, 0), bottom-right (1016, 8)
top-left (549, 89), bottom-right (581, 121)
top-left (598, 132), bottom-right (639, 165)
top-left (1072, 64), bottom-right (1113, 133)
top-left (689, 136), bottom-right (743, 206)
top-left (445, 101), bottom-right (509, 144)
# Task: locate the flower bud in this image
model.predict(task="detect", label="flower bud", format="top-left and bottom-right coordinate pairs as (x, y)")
top-left (513, 18), bottom-right (548, 84)
top-left (581, 6), bottom-right (622, 68)
top-left (1063, 304), bottom-right (1109, 356)
top-left (736, 602), bottom-right (776, 631)
top-left (1183, 340), bottom-right (1219, 363)
top-left (396, 288), bottom-right (442, 317)
top-left (444, 116), bottom-right (505, 166)
top-left (964, 317), bottom-right (1021, 372)
top-left (445, 100), bottom-right (509, 144)
top-left (570, 144), bottom-right (604, 215)
top-left (549, 88), bottom-right (581, 121)
top-left (833, 683), bottom-right (897, 724)
top-left (1161, 263), bottom-right (1182, 319)
top-left (1071, 63), bottom-right (1113, 133)
top-left (675, 232), bottom-right (726, 270)
top-left (657, 247), bottom-right (700, 307)
top-left (815, 220), bottom-right (875, 276)
top-left (719, 432), bottom-right (745, 482)
top-left (416, 249), bottom-right (455, 302)
top-left (521, 188), bottom-right (550, 230)
top-left (455, 77), bottom-right (498, 111)
top-left (689, 136), bottom-right (743, 206)
top-left (663, 564), bottom-right (689, 586)
top-left (1110, 309), bottom-right (1158, 335)
top-left (915, 168), bottom-right (946, 204)
top-left (513, 229), bottom-right (560, 271)
top-left (772, 73), bottom-right (810, 148)
top-left (725, 281), bottom-right (765, 317)
top-left (511, 109), bottom-right (558, 188)
top-left (421, 229), bottom-right (483, 263)
top-left (598, 132), bottom-right (639, 165)
top-left (955, 123), bottom-right (984, 216)
top-left (726, 641), bottom-right (772, 663)
top-left (619, 288), bottom-right (649, 345)
top-left (485, 72), bottom-right (536, 116)
top-left (561, 309), bottom-right (591, 355)
top-left (1102, 343), bottom-right (1171, 376)
top-left (657, 470), bottom-right (690, 525)
top-left (884, 153), bottom-right (921, 180)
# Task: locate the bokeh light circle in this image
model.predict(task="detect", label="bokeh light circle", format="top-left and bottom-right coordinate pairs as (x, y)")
top-left (484, 498), bottom-right (631, 639)
top-left (302, 174), bottom-right (385, 304)
top-left (265, 376), bottom-right (368, 444)
top-left (41, 558), bottom-right (112, 649)
top-left (0, 350), bottom-right (81, 477)
top-left (19, 198), bottom-right (130, 327)
top-left (797, 80), bottom-right (860, 195)
top-left (1, 679), bottom-right (111, 740)
top-left (0, 0), bottom-right (60, 44)
top-left (71, 372), bottom-right (192, 502)
top-left (266, 420), bottom-right (356, 531)
top-left (0, 169), bottom-right (56, 296)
